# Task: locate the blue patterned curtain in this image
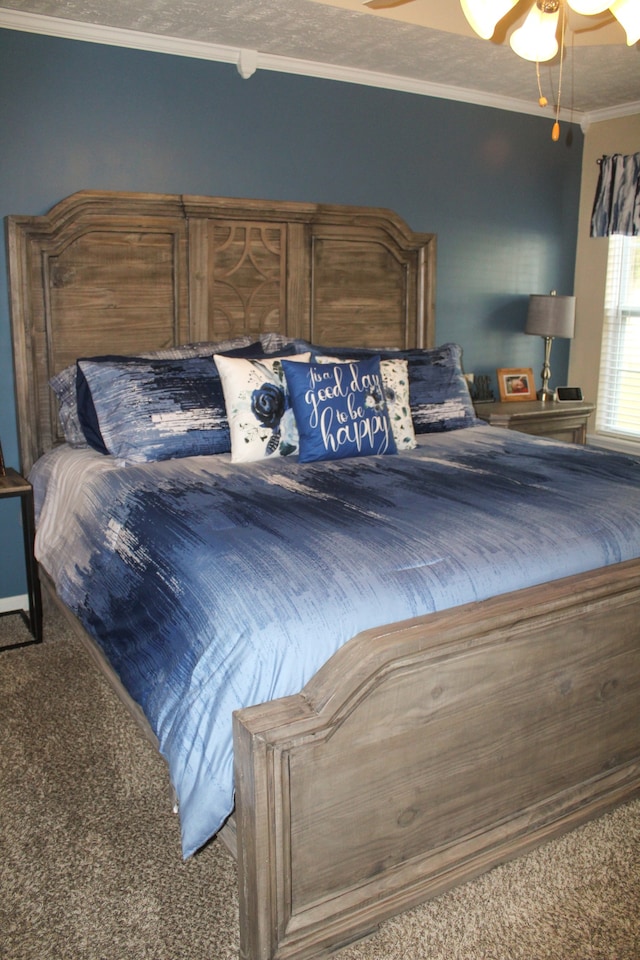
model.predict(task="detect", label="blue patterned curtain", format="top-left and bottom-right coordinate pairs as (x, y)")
top-left (590, 152), bottom-right (640, 237)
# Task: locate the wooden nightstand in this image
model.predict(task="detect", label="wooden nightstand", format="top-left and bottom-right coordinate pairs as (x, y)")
top-left (0, 468), bottom-right (43, 649)
top-left (474, 400), bottom-right (596, 445)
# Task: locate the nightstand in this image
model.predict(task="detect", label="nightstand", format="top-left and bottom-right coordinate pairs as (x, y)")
top-left (474, 400), bottom-right (596, 445)
top-left (0, 468), bottom-right (43, 649)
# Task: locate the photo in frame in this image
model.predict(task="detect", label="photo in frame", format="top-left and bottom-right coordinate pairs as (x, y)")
top-left (497, 368), bottom-right (537, 402)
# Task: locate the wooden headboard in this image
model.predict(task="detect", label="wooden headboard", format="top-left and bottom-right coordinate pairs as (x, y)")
top-left (6, 191), bottom-right (436, 472)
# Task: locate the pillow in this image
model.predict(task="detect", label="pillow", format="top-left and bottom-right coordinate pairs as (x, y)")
top-left (76, 353), bottom-right (168, 454)
top-left (78, 342), bottom-right (285, 451)
top-left (214, 353), bottom-right (311, 463)
top-left (50, 336), bottom-right (256, 447)
top-left (311, 342), bottom-right (478, 435)
top-left (221, 342), bottom-right (300, 359)
top-left (76, 356), bottom-right (231, 462)
top-left (260, 332), bottom-right (313, 354)
top-left (404, 343), bottom-right (478, 434)
top-left (315, 355), bottom-right (416, 452)
top-left (379, 358), bottom-right (417, 450)
top-left (50, 365), bottom-right (89, 447)
top-left (282, 356), bottom-right (397, 463)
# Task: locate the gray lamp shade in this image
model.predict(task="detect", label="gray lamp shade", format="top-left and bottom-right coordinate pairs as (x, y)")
top-left (525, 293), bottom-right (576, 339)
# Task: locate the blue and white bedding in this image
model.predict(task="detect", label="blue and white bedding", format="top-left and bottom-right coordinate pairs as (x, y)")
top-left (31, 426), bottom-right (640, 857)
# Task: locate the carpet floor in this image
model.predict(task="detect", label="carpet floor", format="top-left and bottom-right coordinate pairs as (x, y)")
top-left (1, 609), bottom-right (639, 960)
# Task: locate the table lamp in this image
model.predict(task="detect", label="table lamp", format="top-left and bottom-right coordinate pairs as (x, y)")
top-left (525, 290), bottom-right (576, 401)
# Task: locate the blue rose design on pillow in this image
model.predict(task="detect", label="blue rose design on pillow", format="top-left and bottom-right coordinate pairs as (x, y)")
top-left (251, 382), bottom-right (286, 454)
top-left (214, 352), bottom-right (311, 462)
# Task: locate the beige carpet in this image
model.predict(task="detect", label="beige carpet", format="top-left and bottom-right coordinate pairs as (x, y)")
top-left (1, 610), bottom-right (639, 960)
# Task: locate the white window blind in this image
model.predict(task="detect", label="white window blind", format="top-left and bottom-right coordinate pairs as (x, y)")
top-left (596, 236), bottom-right (640, 441)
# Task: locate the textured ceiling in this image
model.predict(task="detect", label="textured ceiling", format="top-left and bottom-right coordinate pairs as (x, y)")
top-left (0, 0), bottom-right (638, 122)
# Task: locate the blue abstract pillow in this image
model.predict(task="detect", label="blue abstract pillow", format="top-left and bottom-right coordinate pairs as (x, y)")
top-left (76, 356), bottom-right (231, 462)
top-left (405, 344), bottom-right (479, 434)
top-left (282, 356), bottom-right (397, 463)
top-left (310, 342), bottom-right (478, 434)
top-left (50, 336), bottom-right (256, 448)
top-left (74, 343), bottom-right (288, 454)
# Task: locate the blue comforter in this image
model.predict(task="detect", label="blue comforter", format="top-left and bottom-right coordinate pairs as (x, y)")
top-left (31, 425), bottom-right (640, 857)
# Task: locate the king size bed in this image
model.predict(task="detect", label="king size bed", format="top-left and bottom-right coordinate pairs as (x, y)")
top-left (7, 190), bottom-right (640, 960)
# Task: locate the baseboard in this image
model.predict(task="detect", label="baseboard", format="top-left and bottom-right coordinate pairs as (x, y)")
top-left (0, 595), bottom-right (28, 615)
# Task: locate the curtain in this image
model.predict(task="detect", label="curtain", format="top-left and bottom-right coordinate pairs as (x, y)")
top-left (590, 152), bottom-right (640, 238)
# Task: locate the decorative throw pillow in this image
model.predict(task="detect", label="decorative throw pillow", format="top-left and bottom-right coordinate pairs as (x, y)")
top-left (314, 355), bottom-right (416, 452)
top-left (281, 356), bottom-right (397, 463)
top-left (76, 356), bottom-right (231, 462)
top-left (214, 353), bottom-right (311, 462)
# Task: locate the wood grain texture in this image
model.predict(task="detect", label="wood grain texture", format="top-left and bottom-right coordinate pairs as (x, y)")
top-left (7, 191), bottom-right (639, 960)
top-left (7, 191), bottom-right (435, 472)
top-left (234, 559), bottom-right (640, 959)
top-left (474, 400), bottom-right (596, 444)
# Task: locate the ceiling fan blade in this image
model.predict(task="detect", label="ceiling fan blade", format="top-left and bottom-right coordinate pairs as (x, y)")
top-left (363, 0), bottom-right (416, 9)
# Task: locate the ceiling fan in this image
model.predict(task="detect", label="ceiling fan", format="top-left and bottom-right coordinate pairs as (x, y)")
top-left (361, 0), bottom-right (639, 54)
top-left (360, 0), bottom-right (639, 141)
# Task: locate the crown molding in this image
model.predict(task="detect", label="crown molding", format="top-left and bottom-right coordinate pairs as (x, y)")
top-left (2, 7), bottom-right (633, 127)
top-left (581, 99), bottom-right (640, 133)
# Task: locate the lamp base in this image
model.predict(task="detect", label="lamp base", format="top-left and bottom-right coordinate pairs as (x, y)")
top-left (537, 387), bottom-right (556, 402)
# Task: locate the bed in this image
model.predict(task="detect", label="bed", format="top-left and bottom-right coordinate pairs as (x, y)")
top-left (7, 190), bottom-right (640, 960)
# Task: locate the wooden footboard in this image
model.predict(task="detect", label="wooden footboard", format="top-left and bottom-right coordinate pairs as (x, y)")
top-left (233, 559), bottom-right (640, 960)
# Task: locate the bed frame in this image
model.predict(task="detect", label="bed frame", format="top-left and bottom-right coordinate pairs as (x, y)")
top-left (7, 192), bottom-right (640, 960)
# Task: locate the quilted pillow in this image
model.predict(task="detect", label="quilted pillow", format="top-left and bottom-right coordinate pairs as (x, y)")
top-left (315, 355), bottom-right (416, 452)
top-left (281, 356), bottom-right (397, 463)
top-left (214, 353), bottom-right (311, 463)
top-left (76, 356), bottom-right (230, 462)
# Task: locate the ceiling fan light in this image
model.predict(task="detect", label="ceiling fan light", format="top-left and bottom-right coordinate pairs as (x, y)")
top-left (565, 0), bottom-right (609, 13)
top-left (460, 0), bottom-right (519, 40)
top-left (509, 4), bottom-right (559, 61)
top-left (609, 0), bottom-right (640, 45)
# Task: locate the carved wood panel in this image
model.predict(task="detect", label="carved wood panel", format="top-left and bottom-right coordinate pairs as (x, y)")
top-left (206, 221), bottom-right (287, 341)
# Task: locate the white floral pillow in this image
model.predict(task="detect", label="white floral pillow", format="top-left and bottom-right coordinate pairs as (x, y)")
top-left (214, 353), bottom-right (311, 462)
top-left (315, 355), bottom-right (417, 451)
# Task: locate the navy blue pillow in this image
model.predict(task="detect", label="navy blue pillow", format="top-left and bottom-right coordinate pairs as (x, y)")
top-left (282, 356), bottom-right (397, 463)
top-left (76, 356), bottom-right (231, 461)
top-left (76, 354), bottom-right (143, 454)
top-left (310, 342), bottom-right (478, 434)
top-left (221, 342), bottom-right (300, 359)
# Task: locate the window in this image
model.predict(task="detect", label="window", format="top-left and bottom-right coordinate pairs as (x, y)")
top-left (596, 236), bottom-right (640, 442)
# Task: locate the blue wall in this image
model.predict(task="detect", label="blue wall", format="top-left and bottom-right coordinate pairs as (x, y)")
top-left (0, 27), bottom-right (583, 598)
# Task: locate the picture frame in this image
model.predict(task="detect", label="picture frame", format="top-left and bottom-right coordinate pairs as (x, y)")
top-left (0, 437), bottom-right (5, 476)
top-left (496, 368), bottom-right (537, 403)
